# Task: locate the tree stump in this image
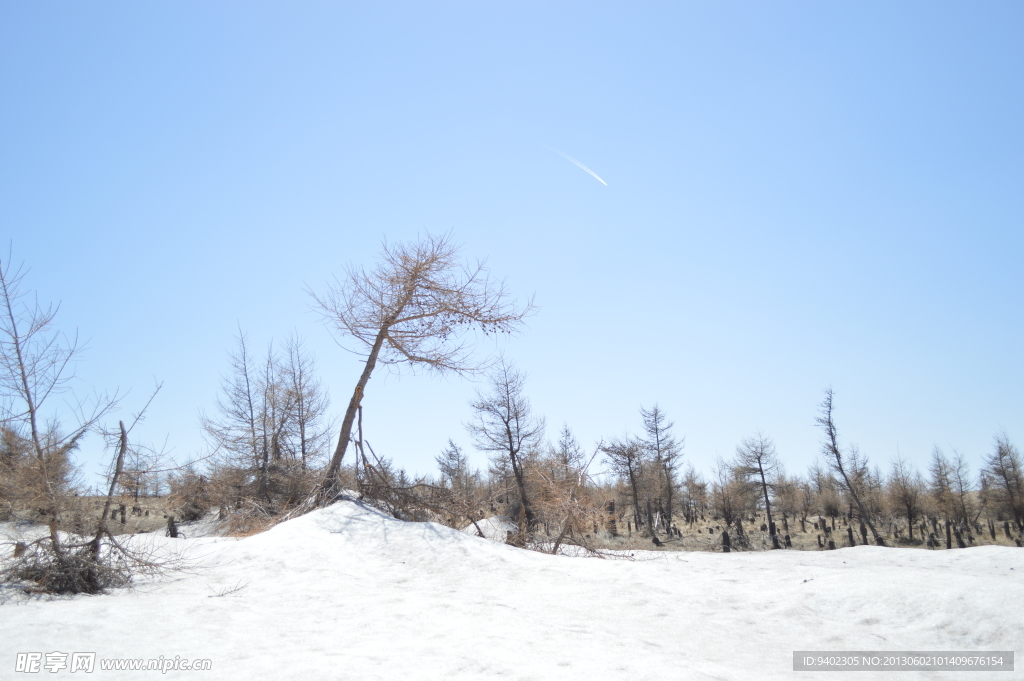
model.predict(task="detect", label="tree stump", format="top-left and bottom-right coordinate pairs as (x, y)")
top-left (953, 527), bottom-right (966, 549)
top-left (827, 539), bottom-right (836, 550)
top-left (817, 535), bottom-right (823, 548)
top-left (784, 534), bottom-right (791, 548)
top-left (721, 530), bottom-right (731, 553)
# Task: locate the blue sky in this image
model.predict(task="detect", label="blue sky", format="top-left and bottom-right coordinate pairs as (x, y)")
top-left (2, 2), bottom-right (1021, 488)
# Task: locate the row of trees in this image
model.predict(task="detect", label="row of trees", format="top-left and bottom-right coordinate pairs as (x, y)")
top-left (115, 233), bottom-right (1024, 552)
top-left (195, 332), bottom-right (333, 515)
top-left (4, 232), bottom-right (1022, 596)
top-left (422, 368), bottom-right (1024, 551)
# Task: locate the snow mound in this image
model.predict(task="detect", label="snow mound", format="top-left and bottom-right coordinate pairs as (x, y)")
top-left (2, 500), bottom-right (1023, 680)
top-left (461, 515), bottom-right (517, 542)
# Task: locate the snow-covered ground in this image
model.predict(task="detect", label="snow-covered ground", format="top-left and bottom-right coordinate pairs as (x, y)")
top-left (2, 501), bottom-right (1021, 680)
top-left (461, 515), bottom-right (517, 541)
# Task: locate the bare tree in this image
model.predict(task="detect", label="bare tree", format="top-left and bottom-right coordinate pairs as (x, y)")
top-left (815, 389), bottom-right (886, 545)
top-left (772, 471), bottom-right (798, 537)
top-left (735, 432), bottom-right (780, 548)
top-left (467, 360), bottom-right (544, 531)
top-left (531, 440), bottom-right (602, 555)
top-left (640, 404), bottom-right (683, 534)
top-left (889, 454), bottom-right (923, 542)
top-left (680, 464), bottom-right (707, 525)
top-left (281, 334), bottom-right (332, 472)
top-left (948, 449), bottom-right (973, 526)
top-left (435, 439), bottom-right (472, 492)
top-left (553, 424), bottom-right (586, 482)
top-left (202, 332), bottom-right (332, 513)
top-left (0, 252), bottom-right (175, 593)
top-left (710, 456), bottom-right (751, 533)
top-left (311, 233), bottom-right (533, 499)
top-left (929, 447), bottom-right (954, 525)
top-left (0, 252), bottom-right (117, 523)
top-left (983, 434), bottom-right (1024, 528)
top-left (602, 436), bottom-right (647, 534)
top-left (201, 331), bottom-right (264, 501)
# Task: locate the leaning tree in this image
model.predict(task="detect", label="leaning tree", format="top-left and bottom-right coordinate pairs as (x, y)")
top-left (816, 388), bottom-right (886, 546)
top-left (310, 233), bottom-right (533, 500)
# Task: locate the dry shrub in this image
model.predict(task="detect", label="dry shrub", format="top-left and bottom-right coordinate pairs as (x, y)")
top-left (218, 502), bottom-right (278, 537)
top-left (3, 539), bottom-right (130, 595)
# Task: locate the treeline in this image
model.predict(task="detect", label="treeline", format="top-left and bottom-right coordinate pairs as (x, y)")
top-left (4, 234), bottom-right (1022, 600)
top-left (355, 372), bottom-right (1024, 552)
top-left (173, 340), bottom-right (1024, 554)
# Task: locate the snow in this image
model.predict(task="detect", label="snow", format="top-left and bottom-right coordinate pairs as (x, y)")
top-left (2, 501), bottom-right (1022, 680)
top-left (460, 515), bottom-right (517, 541)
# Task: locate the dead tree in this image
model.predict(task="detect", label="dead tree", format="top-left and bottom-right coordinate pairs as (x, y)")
top-left (735, 433), bottom-right (780, 549)
top-left (889, 454), bottom-right (922, 541)
top-left (983, 435), bottom-right (1024, 528)
top-left (640, 404), bottom-right (683, 535)
top-left (816, 389), bottom-right (886, 546)
top-left (602, 437), bottom-right (647, 534)
top-left (0, 250), bottom-right (117, 558)
top-left (467, 360), bottom-right (544, 531)
top-left (310, 233), bottom-right (534, 500)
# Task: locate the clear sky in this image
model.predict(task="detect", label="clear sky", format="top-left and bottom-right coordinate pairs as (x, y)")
top-left (2, 2), bottom-right (1021, 488)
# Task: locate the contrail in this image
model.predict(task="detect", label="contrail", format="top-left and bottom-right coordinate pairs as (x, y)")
top-left (548, 147), bottom-right (608, 186)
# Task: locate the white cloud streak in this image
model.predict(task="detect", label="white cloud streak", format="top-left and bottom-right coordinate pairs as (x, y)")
top-left (548, 147), bottom-right (608, 186)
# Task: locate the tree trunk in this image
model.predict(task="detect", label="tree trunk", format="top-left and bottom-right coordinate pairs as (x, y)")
top-left (508, 452), bottom-right (536, 529)
top-left (91, 421), bottom-right (128, 560)
top-left (320, 328), bottom-right (389, 497)
top-left (627, 465), bottom-right (642, 532)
